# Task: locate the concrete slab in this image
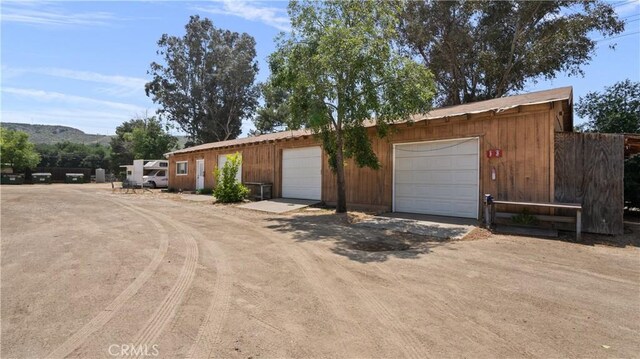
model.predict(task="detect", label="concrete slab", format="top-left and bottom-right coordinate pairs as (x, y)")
top-left (180, 194), bottom-right (215, 202)
top-left (238, 198), bottom-right (320, 214)
top-left (382, 212), bottom-right (478, 226)
top-left (353, 215), bottom-right (476, 240)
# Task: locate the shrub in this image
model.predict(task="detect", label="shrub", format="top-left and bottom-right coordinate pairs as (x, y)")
top-left (213, 152), bottom-right (249, 203)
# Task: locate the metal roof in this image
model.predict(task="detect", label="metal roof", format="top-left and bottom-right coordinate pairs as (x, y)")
top-left (167, 86), bottom-right (572, 156)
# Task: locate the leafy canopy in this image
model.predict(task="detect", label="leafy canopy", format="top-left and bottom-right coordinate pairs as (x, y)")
top-left (250, 82), bottom-right (290, 136)
top-left (110, 116), bottom-right (177, 170)
top-left (36, 142), bottom-right (111, 170)
top-left (400, 0), bottom-right (624, 105)
top-left (146, 15), bottom-right (259, 145)
top-left (575, 80), bottom-right (640, 209)
top-left (268, 0), bottom-right (435, 212)
top-left (270, 0), bottom-right (434, 169)
top-left (576, 79), bottom-right (639, 134)
top-left (0, 128), bottom-right (41, 171)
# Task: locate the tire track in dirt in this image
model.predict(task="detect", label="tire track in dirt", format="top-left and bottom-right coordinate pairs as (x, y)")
top-left (46, 197), bottom-right (170, 359)
top-left (185, 239), bottom-right (231, 359)
top-left (286, 221), bottom-right (428, 358)
top-left (187, 213), bottom-right (355, 358)
top-left (327, 260), bottom-right (427, 359)
top-left (130, 207), bottom-right (200, 357)
top-left (217, 213), bottom-right (419, 358)
top-left (249, 218), bottom-right (428, 359)
top-left (171, 208), bottom-right (338, 358)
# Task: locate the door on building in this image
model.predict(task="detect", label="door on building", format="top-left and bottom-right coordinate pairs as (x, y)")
top-left (393, 138), bottom-right (479, 219)
top-left (196, 159), bottom-right (205, 190)
top-left (281, 146), bottom-right (322, 200)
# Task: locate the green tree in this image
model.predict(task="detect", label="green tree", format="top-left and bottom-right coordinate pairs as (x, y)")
top-left (575, 80), bottom-right (640, 209)
top-left (268, 0), bottom-right (435, 213)
top-left (251, 82), bottom-right (290, 136)
top-left (213, 152), bottom-right (249, 202)
top-left (35, 142), bottom-right (111, 169)
top-left (110, 117), bottom-right (177, 170)
top-left (576, 79), bottom-right (639, 134)
top-left (400, 1), bottom-right (624, 106)
top-left (146, 15), bottom-right (259, 145)
top-left (0, 128), bottom-right (41, 172)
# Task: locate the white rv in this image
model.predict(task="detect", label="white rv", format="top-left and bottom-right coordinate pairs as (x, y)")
top-left (120, 159), bottom-right (169, 188)
top-left (142, 160), bottom-right (169, 188)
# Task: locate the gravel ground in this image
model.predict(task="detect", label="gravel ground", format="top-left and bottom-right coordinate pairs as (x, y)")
top-left (2, 184), bottom-right (639, 358)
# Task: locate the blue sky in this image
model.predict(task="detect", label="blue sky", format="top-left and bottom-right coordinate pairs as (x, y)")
top-left (1, 1), bottom-right (639, 137)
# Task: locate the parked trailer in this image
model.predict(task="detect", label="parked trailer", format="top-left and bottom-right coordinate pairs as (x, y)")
top-left (120, 159), bottom-right (169, 188)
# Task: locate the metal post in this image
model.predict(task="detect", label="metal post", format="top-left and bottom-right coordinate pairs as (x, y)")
top-left (484, 194), bottom-right (494, 228)
top-left (576, 209), bottom-right (582, 240)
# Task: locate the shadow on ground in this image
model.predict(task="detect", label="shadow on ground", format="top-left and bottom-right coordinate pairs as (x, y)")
top-left (265, 213), bottom-right (454, 263)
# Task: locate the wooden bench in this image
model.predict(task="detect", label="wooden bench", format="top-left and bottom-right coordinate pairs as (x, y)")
top-left (490, 200), bottom-right (582, 240)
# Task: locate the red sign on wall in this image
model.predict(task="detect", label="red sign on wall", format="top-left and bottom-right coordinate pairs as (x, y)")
top-left (486, 149), bottom-right (503, 158)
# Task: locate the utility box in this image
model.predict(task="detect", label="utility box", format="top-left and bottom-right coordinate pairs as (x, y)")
top-left (1, 174), bottom-right (24, 185)
top-left (95, 168), bottom-right (106, 183)
top-left (65, 173), bottom-right (84, 183)
top-left (32, 173), bottom-right (52, 184)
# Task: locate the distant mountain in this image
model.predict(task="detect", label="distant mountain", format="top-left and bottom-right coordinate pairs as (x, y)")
top-left (0, 122), bottom-right (188, 148)
top-left (1, 122), bottom-right (111, 145)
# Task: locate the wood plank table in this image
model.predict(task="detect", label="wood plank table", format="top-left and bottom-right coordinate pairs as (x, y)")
top-left (491, 200), bottom-right (583, 240)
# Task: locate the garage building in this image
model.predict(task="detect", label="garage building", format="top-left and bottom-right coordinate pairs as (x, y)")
top-left (166, 87), bottom-right (573, 219)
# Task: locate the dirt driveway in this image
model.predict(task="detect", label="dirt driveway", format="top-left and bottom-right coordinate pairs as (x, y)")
top-left (2, 184), bottom-right (639, 358)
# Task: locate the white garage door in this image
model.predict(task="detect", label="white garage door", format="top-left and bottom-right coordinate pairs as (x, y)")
top-left (218, 153), bottom-right (242, 183)
top-left (282, 146), bottom-right (322, 200)
top-left (394, 138), bottom-right (479, 218)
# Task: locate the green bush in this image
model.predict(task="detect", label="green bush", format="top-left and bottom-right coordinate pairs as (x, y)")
top-left (213, 152), bottom-right (249, 203)
top-left (625, 155), bottom-right (640, 209)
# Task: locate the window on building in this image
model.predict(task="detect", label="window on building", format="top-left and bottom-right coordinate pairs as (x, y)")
top-left (176, 161), bottom-right (188, 175)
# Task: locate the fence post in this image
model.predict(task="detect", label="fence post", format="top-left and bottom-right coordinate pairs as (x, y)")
top-left (576, 209), bottom-right (582, 241)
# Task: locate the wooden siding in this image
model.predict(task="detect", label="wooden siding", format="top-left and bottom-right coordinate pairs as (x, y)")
top-left (555, 132), bottom-right (624, 235)
top-left (169, 101), bottom-right (566, 216)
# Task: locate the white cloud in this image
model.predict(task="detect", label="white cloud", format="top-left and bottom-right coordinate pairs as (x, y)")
top-left (1, 1), bottom-right (117, 27)
top-left (193, 1), bottom-right (290, 31)
top-left (2, 87), bottom-right (146, 113)
top-left (1, 87), bottom-right (155, 134)
top-left (2, 65), bottom-right (148, 97)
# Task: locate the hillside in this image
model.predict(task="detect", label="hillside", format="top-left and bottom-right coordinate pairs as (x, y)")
top-left (0, 122), bottom-right (188, 148)
top-left (1, 122), bottom-right (111, 145)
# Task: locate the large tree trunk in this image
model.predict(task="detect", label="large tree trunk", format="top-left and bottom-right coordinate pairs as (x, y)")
top-left (334, 129), bottom-right (347, 213)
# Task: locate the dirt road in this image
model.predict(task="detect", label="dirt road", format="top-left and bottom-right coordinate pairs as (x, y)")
top-left (2, 184), bottom-right (639, 358)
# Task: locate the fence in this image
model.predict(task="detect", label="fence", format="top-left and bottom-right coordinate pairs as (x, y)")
top-left (554, 132), bottom-right (624, 235)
